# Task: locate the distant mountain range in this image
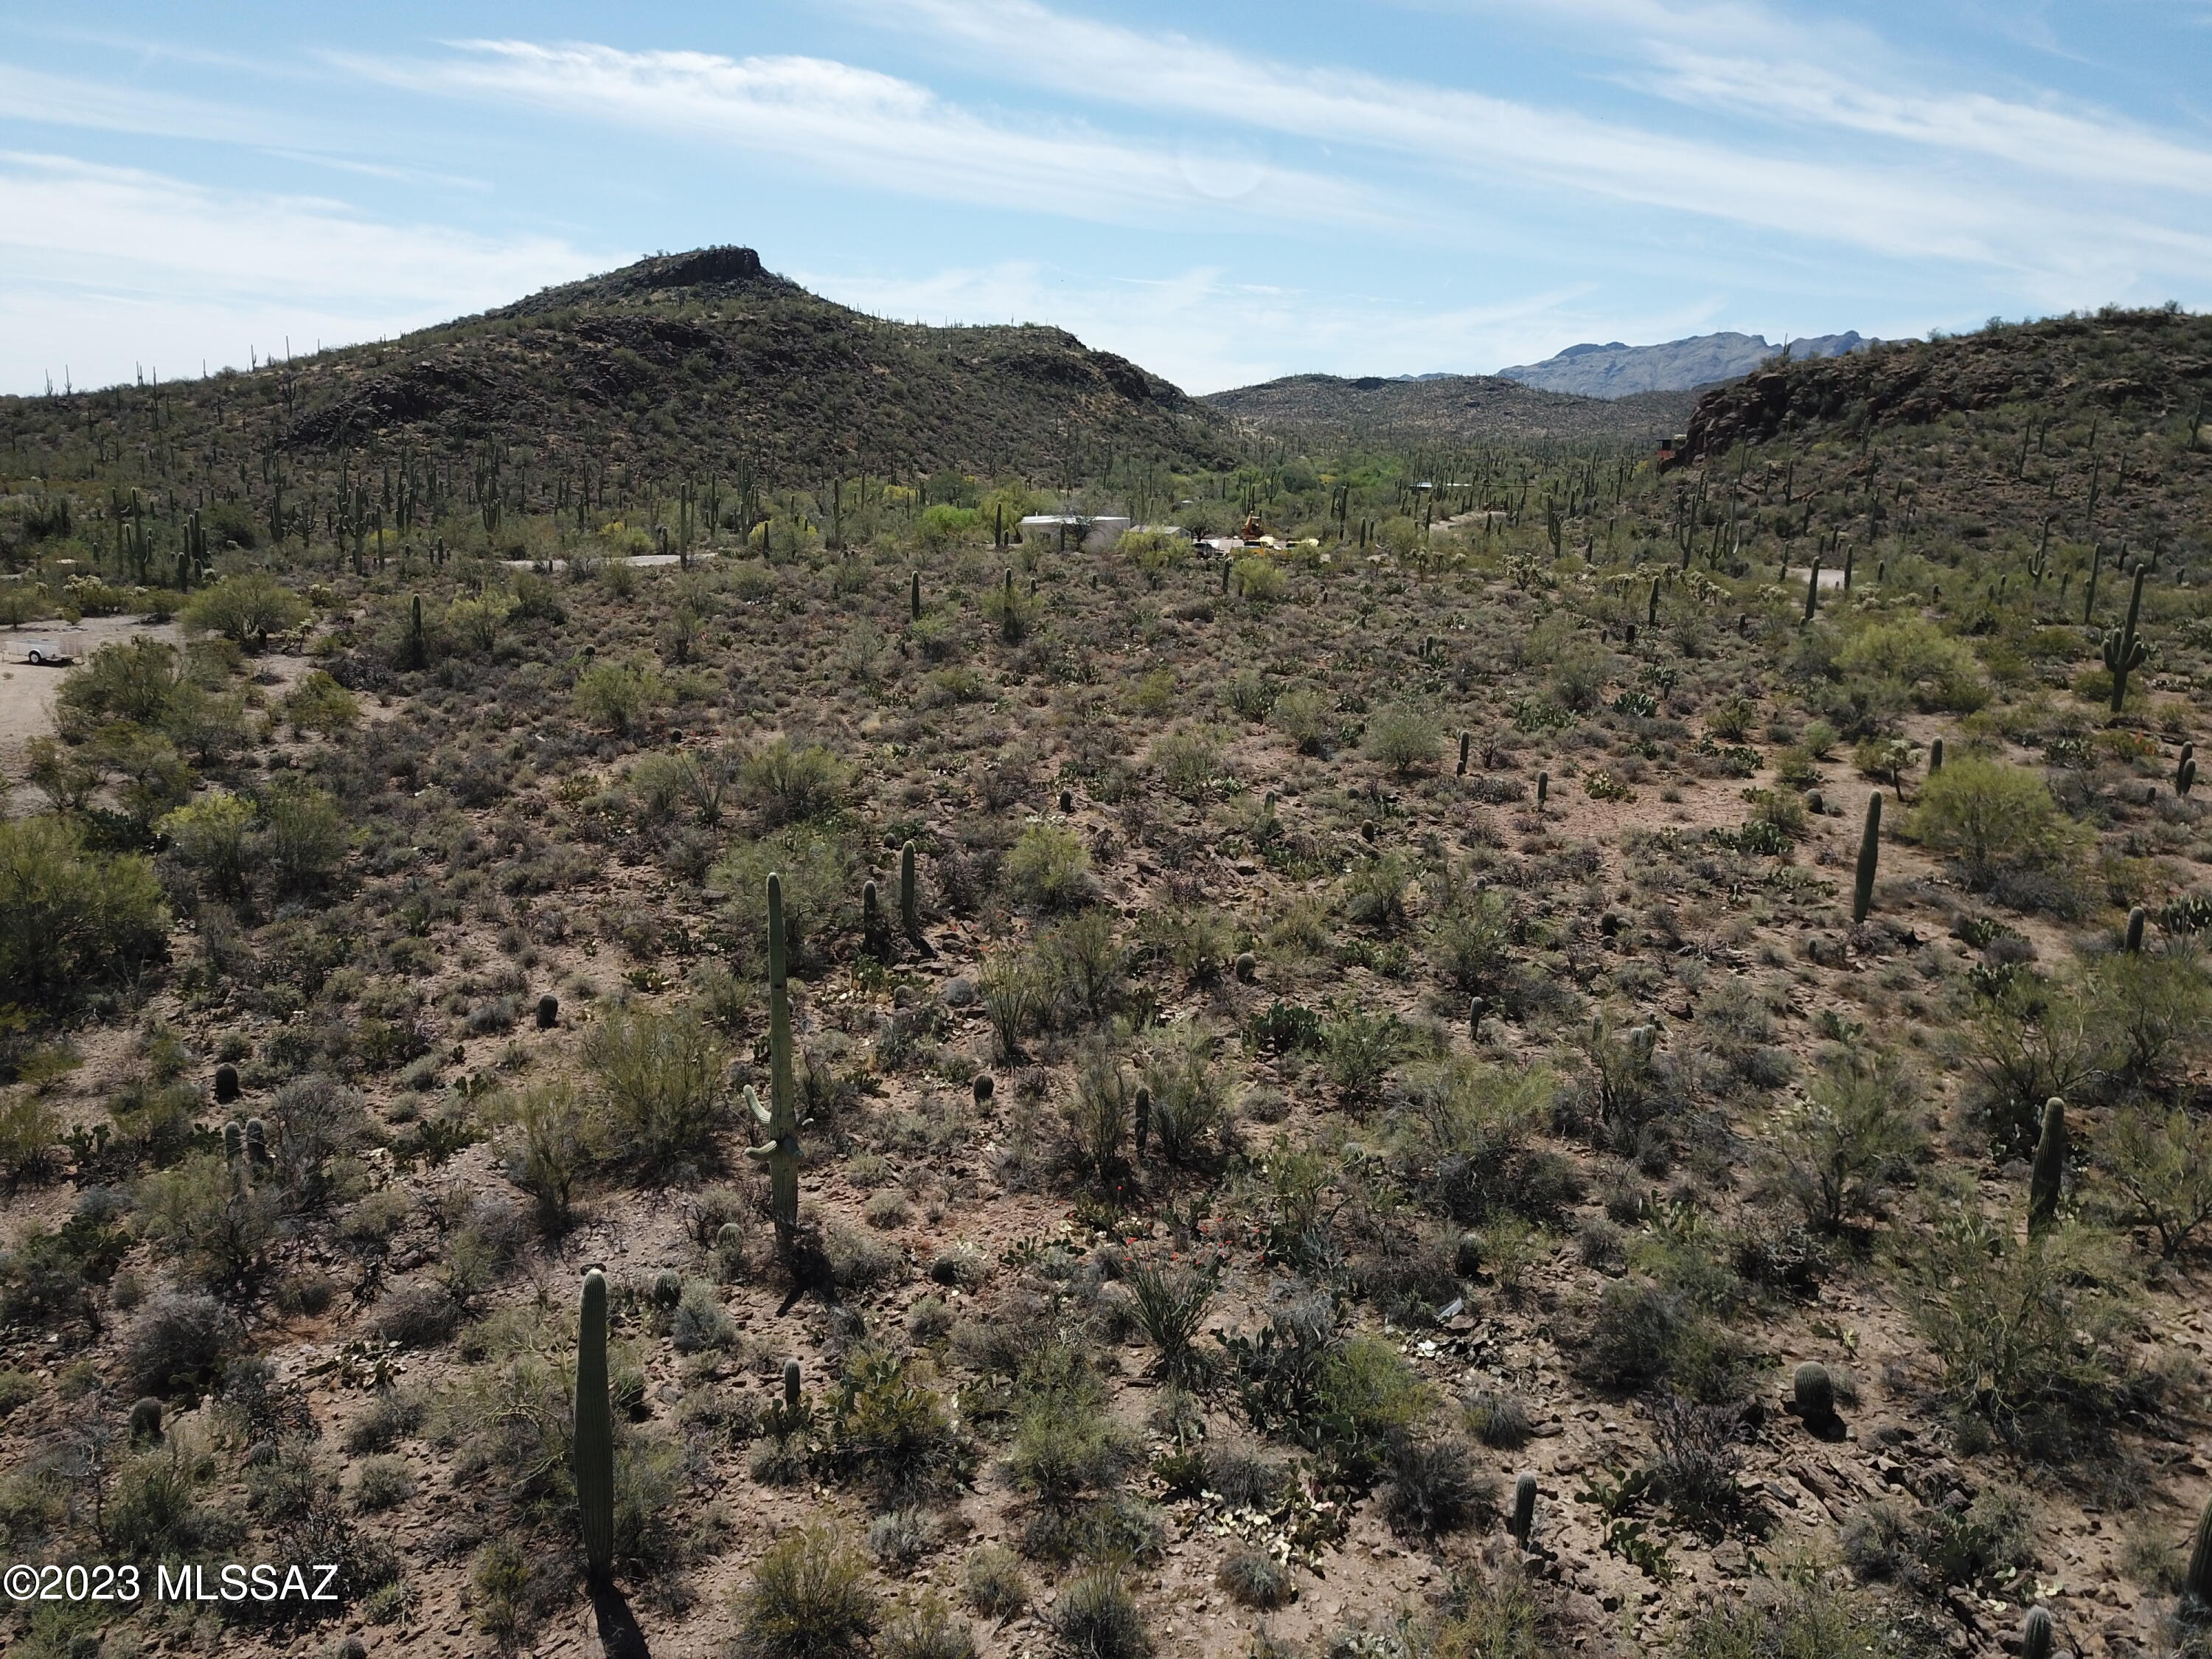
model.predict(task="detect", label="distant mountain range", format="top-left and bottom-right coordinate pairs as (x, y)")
top-left (1199, 374), bottom-right (1694, 446)
top-left (1491, 330), bottom-right (1885, 399)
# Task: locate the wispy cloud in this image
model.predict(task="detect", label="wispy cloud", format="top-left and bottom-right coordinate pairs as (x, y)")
top-left (335, 41), bottom-right (1393, 234)
top-left (850, 0), bottom-right (2212, 293)
top-left (0, 153), bottom-right (603, 389)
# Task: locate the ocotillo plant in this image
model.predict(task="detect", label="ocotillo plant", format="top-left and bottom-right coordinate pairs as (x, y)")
top-left (2125, 906), bottom-right (2147, 953)
top-left (1510, 1473), bottom-right (1537, 1548)
top-left (2104, 566), bottom-right (2149, 712)
top-left (2029, 1098), bottom-right (2066, 1239)
top-left (746, 872), bottom-right (804, 1257)
top-left (1852, 792), bottom-right (1882, 925)
top-left (575, 1267), bottom-right (614, 1581)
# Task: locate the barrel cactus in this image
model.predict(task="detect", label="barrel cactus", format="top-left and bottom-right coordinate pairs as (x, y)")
top-left (2020, 1607), bottom-right (2053, 1659)
top-left (1792, 1361), bottom-right (1835, 1425)
top-left (129, 1397), bottom-right (164, 1445)
top-left (1510, 1473), bottom-right (1537, 1547)
top-left (214, 1063), bottom-right (239, 1105)
top-left (536, 994), bottom-right (559, 1030)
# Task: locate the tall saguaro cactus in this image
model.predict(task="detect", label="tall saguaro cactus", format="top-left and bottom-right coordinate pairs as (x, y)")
top-left (1852, 791), bottom-right (1882, 925)
top-left (900, 840), bottom-right (931, 956)
top-left (747, 872), bottom-right (803, 1257)
top-left (575, 1267), bottom-right (614, 1582)
top-left (2029, 1097), bottom-right (2066, 1239)
top-left (2104, 566), bottom-right (2149, 713)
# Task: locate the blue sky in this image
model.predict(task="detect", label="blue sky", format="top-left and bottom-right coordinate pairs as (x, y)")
top-left (4, 0), bottom-right (2210, 397)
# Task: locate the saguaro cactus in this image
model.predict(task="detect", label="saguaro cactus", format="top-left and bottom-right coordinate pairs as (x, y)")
top-left (900, 840), bottom-right (931, 955)
top-left (1457, 732), bottom-right (1470, 777)
top-left (1927, 737), bottom-right (1944, 775)
top-left (2185, 1492), bottom-right (2212, 1612)
top-left (1535, 771), bottom-right (1549, 811)
top-left (2177, 742), bottom-right (2197, 799)
top-left (2125, 906), bottom-right (2147, 953)
top-left (2029, 1097), bottom-right (2066, 1239)
top-left (1803, 554), bottom-right (1821, 623)
top-left (223, 1121), bottom-right (243, 1164)
top-left (244, 1117), bottom-right (267, 1167)
top-left (404, 594), bottom-right (428, 670)
top-left (910, 571), bottom-right (922, 622)
top-left (1647, 577), bottom-right (1660, 626)
top-left (1852, 792), bottom-right (1882, 925)
top-left (1510, 1473), bottom-right (1537, 1548)
top-left (863, 879), bottom-right (888, 960)
top-left (1134, 1085), bottom-right (1152, 1156)
top-left (746, 873), bottom-right (804, 1256)
top-left (2020, 1607), bottom-right (2053, 1659)
top-left (2104, 566), bottom-right (2149, 712)
top-left (575, 1267), bottom-right (614, 1581)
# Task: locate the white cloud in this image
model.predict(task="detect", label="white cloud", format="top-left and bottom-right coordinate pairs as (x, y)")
top-left (336, 40), bottom-right (1393, 234)
top-left (850, 0), bottom-right (2212, 291)
top-left (0, 153), bottom-right (606, 391)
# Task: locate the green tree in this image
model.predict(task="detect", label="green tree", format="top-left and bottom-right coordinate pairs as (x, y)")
top-left (574, 658), bottom-right (669, 733)
top-left (2093, 1106), bottom-right (2212, 1258)
top-left (158, 791), bottom-right (256, 903)
top-left (0, 817), bottom-right (168, 1015)
top-left (1770, 1048), bottom-right (1928, 1233)
top-left (1907, 757), bottom-right (2088, 889)
top-left (55, 639), bottom-right (183, 736)
top-left (284, 671), bottom-right (361, 737)
top-left (180, 574), bottom-right (308, 647)
top-left (262, 782), bottom-right (347, 897)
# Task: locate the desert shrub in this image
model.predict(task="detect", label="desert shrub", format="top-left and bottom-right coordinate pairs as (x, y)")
top-left (286, 670), bottom-right (361, 735)
top-left (0, 816), bottom-right (168, 1016)
top-left (1150, 728), bottom-right (1224, 799)
top-left (2094, 1105), bottom-right (2212, 1257)
top-left (1842, 1487), bottom-right (2031, 1597)
top-left (1902, 1212), bottom-right (2137, 1453)
top-left (134, 1154), bottom-right (281, 1290)
top-left (1142, 1024), bottom-right (1235, 1168)
top-left (1767, 1047), bottom-right (1927, 1233)
top-left (1321, 1009), bottom-right (1407, 1101)
top-left (125, 1291), bottom-right (233, 1397)
top-left (55, 636), bottom-right (185, 732)
top-left (107, 1441), bottom-right (240, 1562)
top-left (493, 1083), bottom-right (599, 1231)
top-left (1964, 976), bottom-right (2112, 1156)
top-left (349, 1454), bottom-right (415, 1513)
top-left (1217, 1545), bottom-right (1295, 1609)
top-left (671, 1279), bottom-right (737, 1353)
top-left (1122, 1252), bottom-right (1219, 1387)
top-left (1397, 1057), bottom-right (1575, 1227)
top-left (1342, 852), bottom-right (1414, 932)
top-left (1062, 1048), bottom-right (1134, 1181)
top-left (962, 1545), bottom-right (1029, 1617)
top-left (2087, 951), bottom-right (2212, 1091)
top-left (343, 1391), bottom-right (426, 1455)
top-left (1427, 888), bottom-right (1516, 996)
top-left (1644, 1394), bottom-right (1750, 1533)
top-left (1002, 822), bottom-right (1094, 911)
top-left (1053, 1568), bottom-right (1150, 1659)
top-left (1223, 669), bottom-right (1279, 721)
top-left (733, 1524), bottom-right (879, 1659)
top-left (740, 737), bottom-right (852, 827)
top-left (827, 1350), bottom-right (975, 1503)
top-left (1674, 1571), bottom-right (1940, 1659)
top-left (866, 1506), bottom-right (944, 1568)
top-left (879, 1591), bottom-right (977, 1659)
top-left (1378, 1437), bottom-right (1494, 1539)
top-left (1037, 910), bottom-right (1127, 1026)
top-left (1907, 757), bottom-right (2088, 892)
top-left (159, 790), bottom-right (257, 902)
top-left (710, 824), bottom-right (860, 971)
top-left (573, 656), bottom-right (669, 732)
top-left (584, 1006), bottom-right (728, 1174)
top-left (181, 572), bottom-right (308, 644)
top-left (1837, 616), bottom-right (1987, 713)
top-left (1233, 556), bottom-right (1287, 601)
top-left (1461, 1388), bottom-right (1534, 1449)
top-left (263, 782), bottom-right (348, 897)
top-left (1272, 687), bottom-right (1335, 755)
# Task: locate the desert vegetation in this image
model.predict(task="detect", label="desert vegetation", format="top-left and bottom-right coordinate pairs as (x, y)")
top-left (1, 281), bottom-right (2210, 1659)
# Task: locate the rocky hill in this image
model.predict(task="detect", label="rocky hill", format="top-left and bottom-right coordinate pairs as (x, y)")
top-left (0, 246), bottom-right (1234, 499)
top-left (1499, 331), bottom-right (1882, 399)
top-left (1200, 372), bottom-right (1694, 448)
